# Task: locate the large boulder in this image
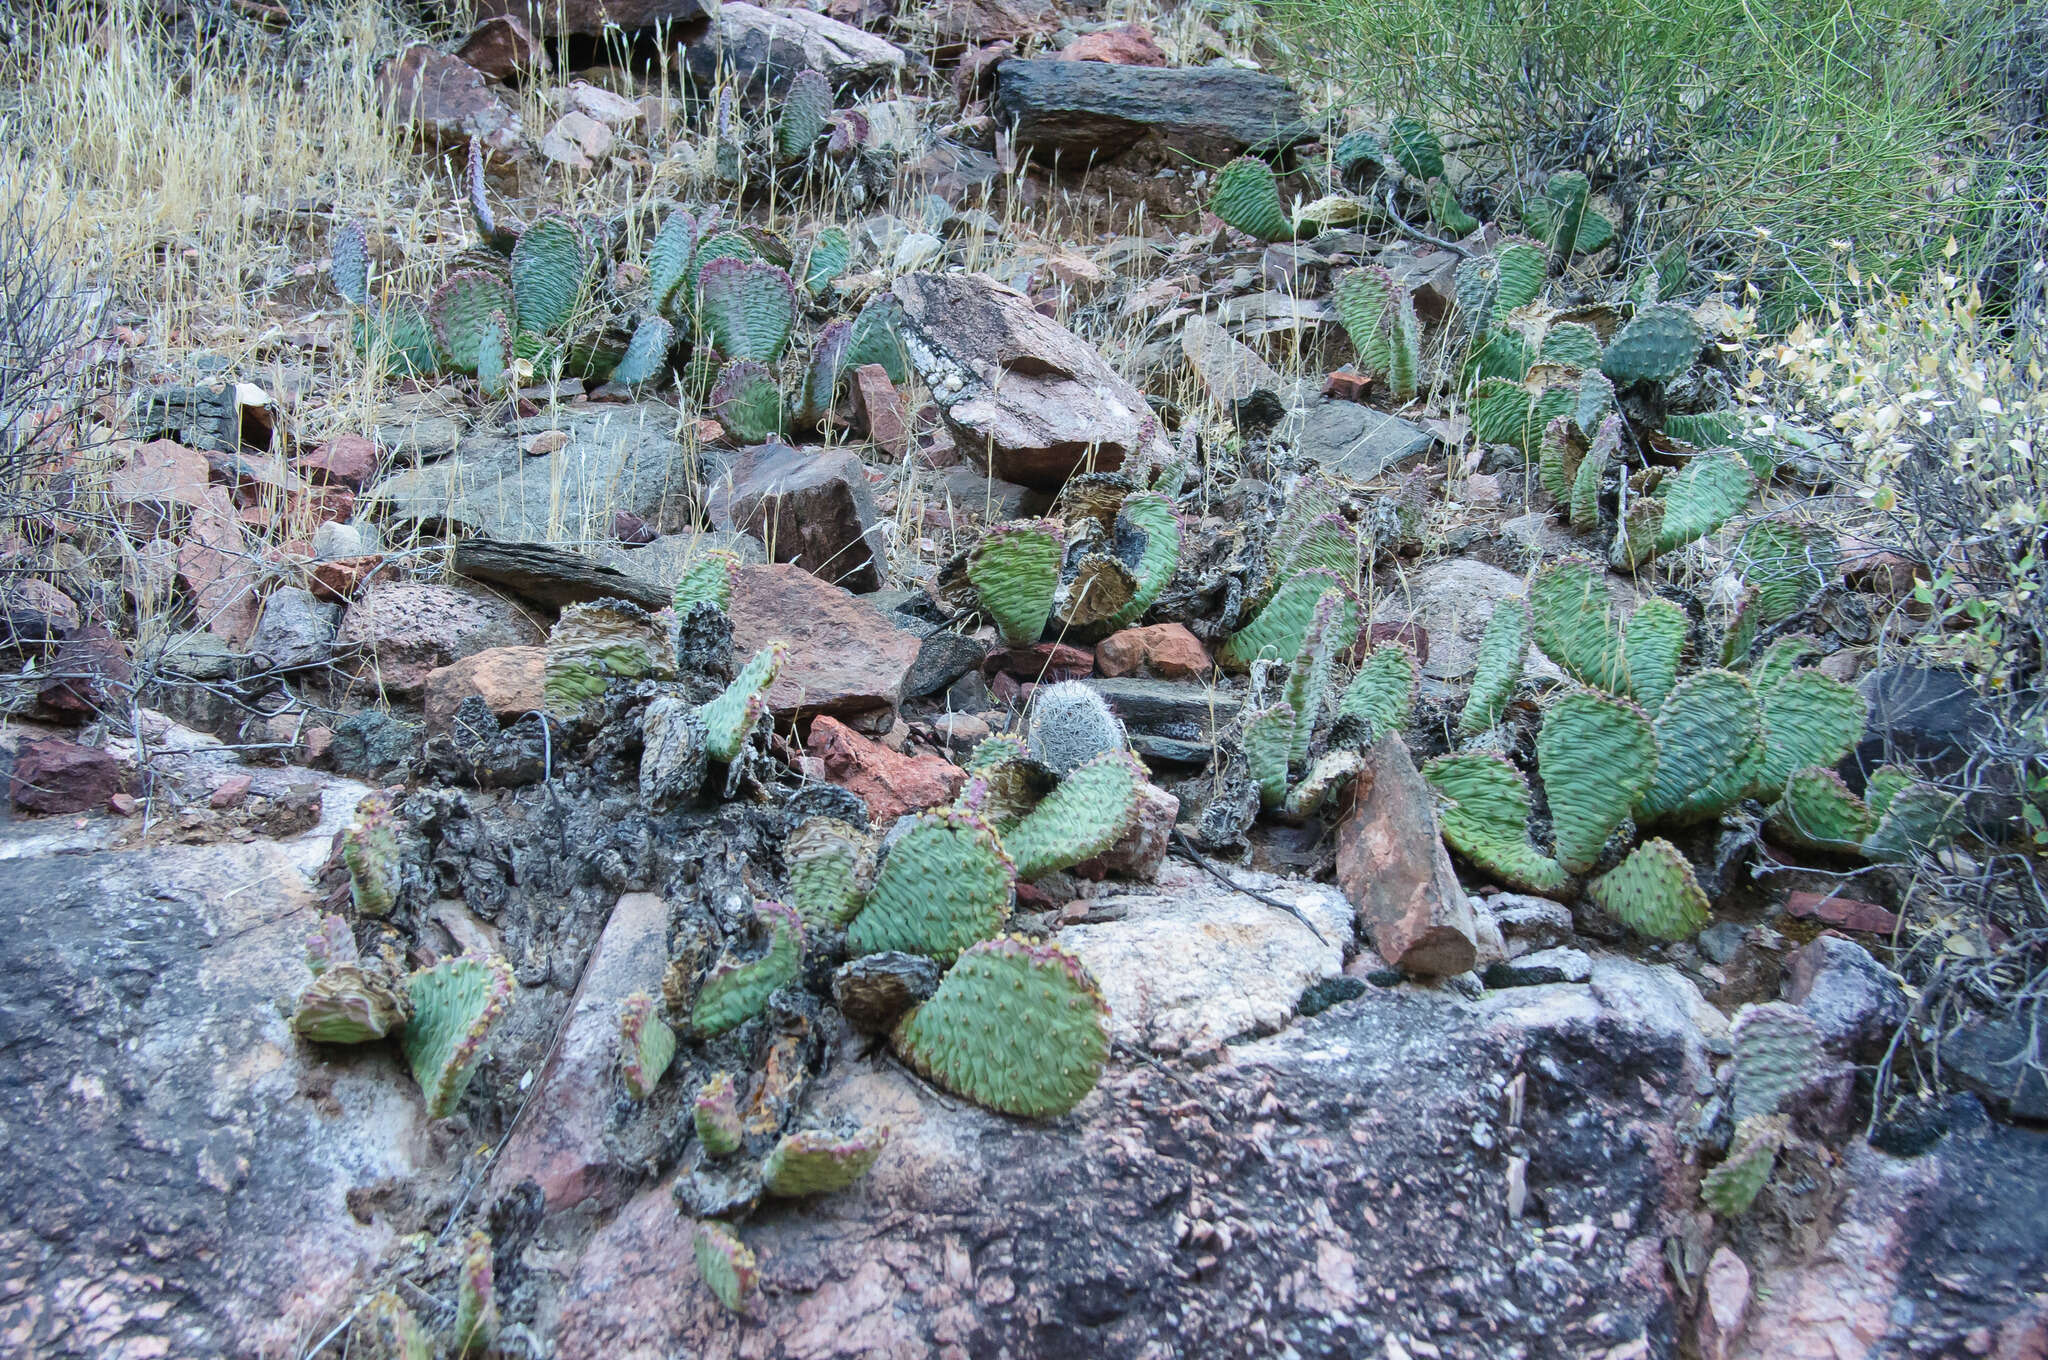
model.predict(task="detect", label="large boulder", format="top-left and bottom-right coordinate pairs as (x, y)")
top-left (708, 443), bottom-right (888, 594)
top-left (994, 58), bottom-right (1313, 162)
top-left (1370, 558), bottom-right (1567, 697)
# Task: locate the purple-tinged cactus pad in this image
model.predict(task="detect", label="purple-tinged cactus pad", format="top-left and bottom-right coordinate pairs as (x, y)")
top-left (761, 1127), bottom-right (887, 1197)
top-left (617, 992), bottom-right (677, 1100)
top-left (402, 954), bottom-right (514, 1119)
top-left (693, 1220), bottom-right (758, 1313)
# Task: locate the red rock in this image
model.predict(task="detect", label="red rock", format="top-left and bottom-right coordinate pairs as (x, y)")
top-left (335, 582), bottom-right (545, 698)
top-left (209, 774), bottom-right (255, 809)
top-left (177, 495), bottom-right (265, 645)
top-left (293, 484), bottom-right (357, 526)
top-left (11, 736), bottom-right (123, 814)
top-left (0, 579), bottom-right (80, 646)
top-left (1094, 623), bottom-right (1209, 680)
top-left (377, 44), bottom-right (524, 157)
top-left (1463, 473), bottom-right (1502, 508)
top-left (729, 565), bottom-right (919, 731)
top-left (709, 444), bottom-right (886, 593)
top-left (296, 435), bottom-right (379, 490)
top-left (1839, 534), bottom-right (1919, 597)
top-left (806, 716), bottom-right (965, 824)
top-left (1349, 621), bottom-right (1429, 669)
top-left (302, 726), bottom-right (335, 763)
top-left (929, 0), bottom-right (1056, 50)
top-left (1058, 22), bottom-right (1167, 66)
top-left (107, 791), bottom-right (139, 816)
top-left (1335, 734), bottom-right (1478, 975)
top-left (456, 13), bottom-right (544, 82)
top-left (1697, 1246), bottom-right (1751, 1360)
top-left (1786, 890), bottom-right (1899, 935)
top-left (107, 439), bottom-right (212, 537)
top-left (849, 364), bottom-right (910, 460)
top-left (612, 510), bottom-right (656, 545)
top-left (986, 641), bottom-right (1093, 682)
top-left (422, 646), bottom-right (547, 734)
top-left (310, 555), bottom-right (386, 603)
top-left (1073, 780), bottom-right (1178, 881)
top-left (39, 626), bottom-right (133, 718)
top-left (1324, 371), bottom-right (1372, 403)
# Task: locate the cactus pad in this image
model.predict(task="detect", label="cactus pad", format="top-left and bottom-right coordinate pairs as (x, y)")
top-left (1539, 321), bottom-right (1604, 370)
top-left (1281, 590), bottom-right (1354, 765)
top-left (544, 598), bottom-right (663, 716)
top-left (1530, 560), bottom-right (1627, 693)
top-left (698, 641), bottom-right (785, 763)
top-left (1767, 766), bottom-right (1878, 853)
top-left (785, 816), bottom-right (876, 928)
top-left (1024, 680), bottom-right (1126, 775)
top-left (646, 208), bottom-right (699, 317)
top-left (617, 992), bottom-right (677, 1100)
top-left (1570, 411), bottom-right (1614, 529)
top-left (1334, 266), bottom-right (1419, 399)
top-left (1651, 452), bottom-right (1756, 556)
top-left (1426, 179), bottom-right (1479, 235)
top-left (762, 1127), bottom-right (887, 1196)
top-left (1751, 636), bottom-right (1824, 694)
top-left (1586, 837), bottom-right (1711, 940)
top-left (710, 360), bottom-right (784, 444)
top-left (1731, 1001), bottom-right (1823, 1121)
top-left (1621, 596), bottom-right (1687, 712)
top-left (1386, 113), bottom-right (1442, 179)
top-left (802, 225), bottom-right (854, 295)
top-left (1005, 751), bottom-right (1146, 881)
top-left (403, 954), bottom-right (515, 1119)
top-left (1637, 670), bottom-right (1764, 825)
top-left (1457, 596), bottom-right (1531, 736)
top-left (342, 793), bottom-right (401, 917)
top-left (452, 1230), bottom-right (497, 1356)
top-left (892, 935), bottom-right (1110, 1118)
top-left (1337, 642), bottom-right (1418, 745)
top-left (293, 964), bottom-right (413, 1043)
top-left (1540, 170), bottom-right (1591, 265)
top-left (693, 1072), bottom-right (743, 1156)
top-left (306, 914), bottom-right (356, 975)
top-left (1601, 304), bottom-right (1704, 386)
top-left (1244, 702), bottom-right (1297, 810)
top-left (331, 219), bottom-right (370, 308)
top-left (795, 318), bottom-right (854, 428)
top-left (693, 1221), bottom-right (757, 1313)
top-left (1209, 157), bottom-right (1293, 242)
top-left (848, 810), bottom-right (1016, 961)
top-left (1538, 416), bottom-right (1588, 506)
top-left (1702, 1115), bottom-right (1787, 1217)
top-left (687, 228), bottom-right (757, 301)
top-left (691, 900), bottom-right (804, 1036)
top-left (1734, 520), bottom-right (1838, 623)
top-left (1106, 491), bottom-right (1183, 629)
top-left (697, 257), bottom-right (796, 364)
top-left (1754, 667), bottom-right (1866, 795)
top-left (509, 211), bottom-right (593, 337)
top-left (775, 69), bottom-right (833, 161)
top-left (1537, 689), bottom-right (1658, 874)
top-left (673, 548), bottom-right (739, 614)
top-left (611, 314), bottom-right (676, 388)
top-left (428, 270), bottom-right (516, 375)
top-left (1863, 781), bottom-right (1965, 863)
top-left (845, 293), bottom-right (909, 384)
top-left (1422, 753), bottom-right (1572, 896)
top-left (968, 520), bottom-right (1062, 646)
top-left (1221, 568), bottom-right (1349, 671)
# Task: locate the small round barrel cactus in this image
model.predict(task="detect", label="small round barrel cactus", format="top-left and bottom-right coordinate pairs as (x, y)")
top-left (1024, 680), bottom-right (1126, 776)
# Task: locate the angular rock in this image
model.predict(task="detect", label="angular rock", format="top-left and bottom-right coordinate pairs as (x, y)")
top-left (1094, 623), bottom-right (1210, 680)
top-left (10, 736), bottom-right (123, 813)
top-left (560, 80), bottom-right (644, 128)
top-left (540, 110), bottom-right (614, 170)
top-left (491, 892), bottom-right (670, 1211)
top-left (377, 44), bottom-right (524, 157)
top-left (1783, 934), bottom-right (1906, 1062)
top-left (1181, 313), bottom-right (1285, 431)
top-left (452, 538), bottom-right (670, 612)
top-left (1072, 779), bottom-right (1177, 883)
top-left (708, 443), bottom-right (887, 593)
top-left (327, 710), bottom-right (424, 778)
top-left (848, 364), bottom-right (909, 460)
top-left (1288, 398), bottom-right (1435, 480)
top-left (592, 532), bottom-right (766, 593)
top-left (927, 463), bottom-right (1044, 524)
top-left (1486, 893), bottom-right (1576, 952)
top-left (994, 58), bottom-right (1312, 162)
top-left (685, 2), bottom-right (907, 97)
top-left (920, 0), bottom-right (1056, 49)
top-left (1483, 947), bottom-right (1592, 988)
top-left (893, 272), bottom-right (1171, 491)
top-left (1785, 889), bottom-right (1899, 935)
top-left (39, 626), bottom-right (134, 717)
top-left (423, 646), bottom-right (548, 734)
top-left (246, 587), bottom-right (340, 673)
top-left (336, 582), bottom-right (545, 698)
top-left (295, 434), bottom-right (379, 490)
top-left (456, 13), bottom-right (544, 82)
top-left (805, 715), bottom-right (964, 824)
top-left (1058, 22), bottom-right (1168, 66)
top-left (1698, 1246), bottom-right (1751, 1360)
top-left (1336, 734), bottom-right (1479, 976)
top-left (1938, 1021), bottom-right (2048, 1122)
top-left (471, 0), bottom-right (717, 41)
top-left (0, 579), bottom-right (79, 650)
top-left (106, 437), bottom-right (213, 537)
top-left (730, 565), bottom-right (919, 729)
top-left (903, 629), bottom-right (987, 700)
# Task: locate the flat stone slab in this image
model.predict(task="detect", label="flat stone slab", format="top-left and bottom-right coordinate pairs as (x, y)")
top-left (995, 57), bottom-right (1312, 161)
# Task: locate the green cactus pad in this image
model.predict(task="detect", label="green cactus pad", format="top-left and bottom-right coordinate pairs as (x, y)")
top-left (1209, 157), bottom-right (1294, 242)
top-left (1463, 326), bottom-right (1533, 388)
top-left (673, 548), bottom-right (739, 614)
top-left (293, 965), bottom-right (413, 1044)
top-left (699, 641), bottom-right (785, 763)
top-left (794, 318), bottom-right (853, 428)
top-left (1007, 751), bottom-right (1146, 881)
top-left (617, 992), bottom-right (676, 1100)
top-left (1337, 643), bottom-right (1419, 745)
top-left (848, 810), bottom-right (1016, 960)
top-left (775, 69), bottom-right (833, 161)
top-left (967, 519), bottom-right (1063, 646)
top-left (1586, 837), bottom-right (1711, 941)
top-left (1734, 520), bottom-right (1838, 623)
top-left (1530, 560), bottom-right (1627, 693)
top-left (686, 228), bottom-right (757, 301)
top-left (1422, 753), bottom-right (1572, 896)
top-left (342, 793), bottom-right (401, 917)
top-left (1570, 411), bottom-right (1614, 530)
top-left (1252, 508), bottom-right (1359, 610)
top-left (785, 816), bottom-right (876, 928)
top-left (762, 1127), bottom-right (887, 1196)
top-left (1574, 369), bottom-right (1616, 436)
top-left (1754, 667), bottom-right (1866, 795)
top-left (1538, 321), bottom-right (1604, 371)
top-left (352, 298), bottom-right (440, 377)
top-left (697, 257), bottom-right (796, 364)
top-left (802, 225), bottom-right (854, 295)
top-left (1732, 1001), bottom-right (1823, 1121)
top-left (1601, 304), bottom-right (1704, 386)
top-left (1457, 239), bottom-right (1548, 331)
top-left (1471, 377), bottom-right (1537, 449)
top-left (1751, 637), bottom-right (1825, 694)
top-left (646, 208), bottom-right (699, 318)
top-left (1541, 170), bottom-right (1591, 265)
top-left (1537, 416), bottom-right (1588, 506)
top-left (1637, 670), bottom-right (1764, 825)
top-left (306, 914), bottom-right (356, 975)
top-left (693, 1221), bottom-right (757, 1313)
top-left (1104, 492), bottom-right (1183, 630)
top-left (1387, 113), bottom-right (1443, 179)
top-left (892, 935), bottom-right (1110, 1118)
top-left (1767, 766), bottom-right (1878, 854)
top-left (1652, 452), bottom-right (1757, 555)
top-left (475, 310), bottom-right (510, 396)
top-left (967, 733), bottom-right (1029, 771)
top-left (1457, 596), bottom-right (1531, 736)
top-left (1537, 689), bottom-right (1658, 874)
top-left (1864, 764), bottom-right (1913, 818)
top-left (846, 293), bottom-right (909, 384)
top-left (1620, 596), bottom-right (1687, 712)
top-left (1425, 179), bottom-right (1479, 236)
top-left (452, 1230), bottom-right (497, 1357)
top-left (710, 359), bottom-right (784, 445)
top-left (692, 900), bottom-right (804, 1036)
top-left (1521, 192), bottom-right (1617, 256)
top-left (544, 599), bottom-right (663, 716)
top-left (1702, 1115), bottom-right (1787, 1218)
top-left (331, 219), bottom-right (370, 308)
top-left (1863, 781), bottom-right (1965, 863)
top-left (428, 270), bottom-right (516, 375)
top-left (1243, 703), bottom-right (1297, 810)
top-left (1221, 568), bottom-right (1350, 672)
top-left (611, 314), bottom-right (676, 388)
top-left (403, 954), bottom-right (515, 1119)
top-left (1334, 266), bottom-right (1400, 383)
top-left (693, 1072), bottom-right (743, 1156)
top-left (1718, 589), bottom-right (1761, 668)
top-left (1282, 591), bottom-right (1354, 765)
top-left (509, 211), bottom-right (594, 337)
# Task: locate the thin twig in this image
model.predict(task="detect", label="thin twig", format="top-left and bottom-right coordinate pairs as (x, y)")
top-left (1170, 827), bottom-right (1330, 946)
top-left (1384, 183), bottom-right (1472, 259)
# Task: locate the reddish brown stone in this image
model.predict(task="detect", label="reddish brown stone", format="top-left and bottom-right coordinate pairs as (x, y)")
top-left (108, 791), bottom-right (139, 816)
top-left (471, 0), bottom-right (717, 41)
top-left (1324, 371), bottom-right (1372, 403)
top-left (805, 715), bottom-right (965, 824)
top-left (1094, 623), bottom-right (1210, 680)
top-left (336, 582), bottom-right (545, 698)
top-left (107, 439), bottom-right (212, 537)
top-left (1335, 735), bottom-right (1477, 975)
top-left (422, 646), bottom-right (548, 734)
top-left (39, 626), bottom-right (133, 718)
top-left (209, 774), bottom-right (255, 809)
top-left (729, 564), bottom-right (920, 731)
top-left (377, 44), bottom-right (525, 157)
top-left (1349, 621), bottom-right (1429, 669)
top-left (953, 39), bottom-right (1014, 107)
top-left (986, 641), bottom-right (1093, 682)
top-left (292, 484), bottom-right (356, 526)
top-left (849, 364), bottom-right (910, 460)
top-left (1786, 891), bottom-right (1900, 935)
top-left (296, 435), bottom-right (379, 490)
top-left (456, 13), bottom-right (544, 82)
top-left (11, 737), bottom-right (123, 814)
top-left (1058, 23), bottom-right (1167, 66)
top-left (709, 444), bottom-right (886, 594)
top-left (309, 556), bottom-right (386, 604)
top-left (0, 579), bottom-right (80, 647)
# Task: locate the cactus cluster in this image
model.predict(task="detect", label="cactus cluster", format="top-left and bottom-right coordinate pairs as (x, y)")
top-left (692, 899), bottom-right (805, 1036)
top-left (1333, 266), bottom-right (1422, 403)
top-left (960, 484), bottom-right (1184, 646)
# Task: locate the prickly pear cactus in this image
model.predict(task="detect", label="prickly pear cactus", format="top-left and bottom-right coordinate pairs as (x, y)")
top-left (1570, 410), bottom-right (1615, 529)
top-left (1586, 837), bottom-right (1711, 940)
top-left (1637, 670), bottom-right (1764, 825)
top-left (293, 963), bottom-right (413, 1043)
top-left (1221, 568), bottom-right (1350, 671)
top-left (1612, 452), bottom-right (1757, 570)
top-left (1536, 689), bottom-right (1658, 874)
top-left (802, 225), bottom-right (853, 295)
top-left (452, 1230), bottom-right (497, 1357)
top-left (428, 270), bottom-right (516, 375)
top-left (1733, 520), bottom-right (1838, 623)
top-left (618, 992), bottom-right (677, 1100)
top-left (646, 208), bottom-right (700, 318)
top-left (1387, 113), bottom-right (1443, 179)
top-left (342, 793), bottom-right (402, 917)
top-left (892, 936), bottom-right (1111, 1118)
top-left (612, 313), bottom-right (676, 388)
top-left (1530, 559), bottom-right (1627, 694)
top-left (1862, 780), bottom-right (1965, 863)
top-left (1454, 238), bottom-right (1546, 330)
top-left (785, 816), bottom-right (876, 928)
top-left (1209, 157), bottom-right (1293, 243)
top-left (1731, 1001), bottom-right (1823, 1122)
top-left (509, 211), bottom-right (594, 337)
top-left (673, 548), bottom-right (740, 614)
top-left (1767, 766), bottom-right (1879, 853)
top-left (761, 1127), bottom-right (888, 1196)
top-left (1620, 596), bottom-right (1687, 712)
top-left (775, 69), bottom-right (833, 162)
top-left (363, 1292), bottom-right (434, 1360)
top-left (845, 292), bottom-right (909, 383)
top-left (544, 598), bottom-right (664, 717)
top-left (1244, 702), bottom-right (1297, 810)
top-left (1753, 667), bottom-right (1866, 796)
top-left (1337, 642), bottom-right (1418, 745)
top-left (694, 1072), bottom-right (743, 1156)
top-left (1105, 491), bottom-right (1183, 629)
top-left (1282, 591), bottom-right (1355, 765)
top-left (1540, 169), bottom-right (1591, 266)
top-left (795, 318), bottom-right (854, 427)
top-left (332, 219), bottom-right (371, 308)
top-left (711, 360), bottom-right (785, 444)
top-left (692, 900), bottom-right (804, 1036)
top-left (306, 913), bottom-right (356, 975)
top-left (1024, 680), bottom-right (1126, 776)
top-left (847, 810), bottom-right (1016, 961)
top-left (1539, 321), bottom-right (1604, 370)
top-left (699, 641), bottom-right (785, 764)
top-left (1600, 304), bottom-right (1704, 386)
top-left (968, 520), bottom-right (1063, 646)
top-left (403, 954), bottom-right (515, 1119)
top-left (698, 257), bottom-right (796, 363)
top-left (693, 1220), bottom-right (757, 1313)
top-left (1702, 1114), bottom-right (1788, 1217)
top-left (1006, 750), bottom-right (1146, 880)
top-left (1422, 753), bottom-right (1572, 897)
top-left (1426, 179), bottom-right (1479, 235)
top-left (967, 733), bottom-right (1029, 771)
top-left (1457, 597), bottom-right (1531, 736)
